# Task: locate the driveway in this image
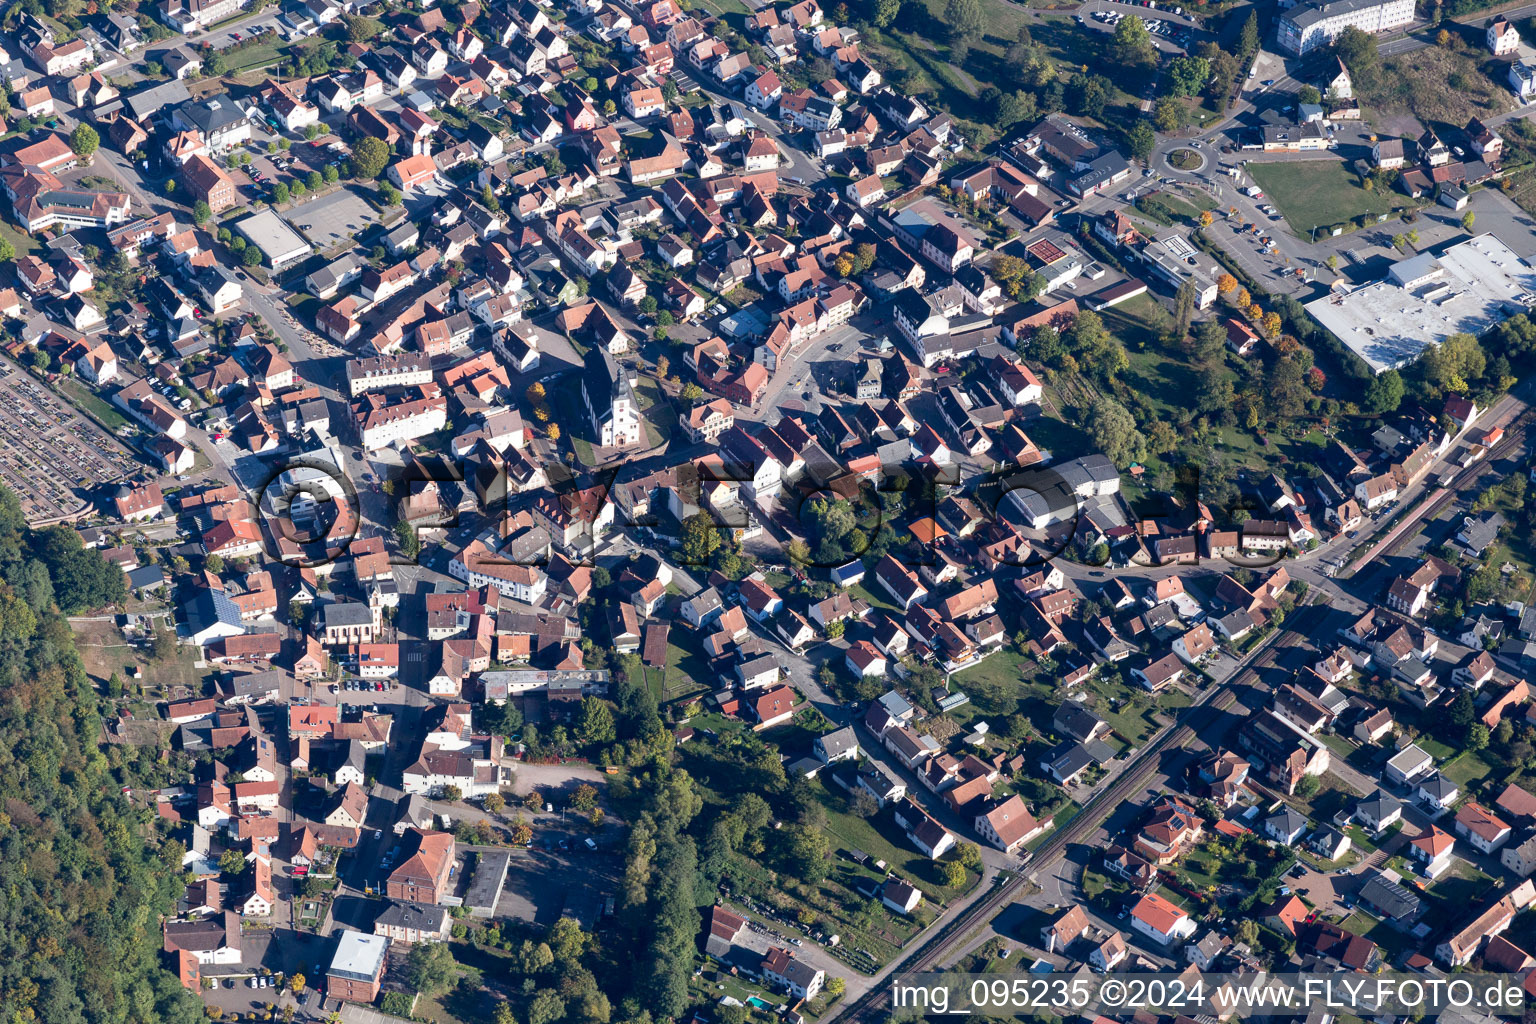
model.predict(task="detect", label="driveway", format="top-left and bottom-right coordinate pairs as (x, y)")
top-left (1287, 860), bottom-right (1351, 918)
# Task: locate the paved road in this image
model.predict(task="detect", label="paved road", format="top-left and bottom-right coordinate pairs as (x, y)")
top-left (1377, 1), bottom-right (1536, 56)
top-left (829, 370), bottom-right (1536, 1020)
top-left (827, 604), bottom-right (1303, 1023)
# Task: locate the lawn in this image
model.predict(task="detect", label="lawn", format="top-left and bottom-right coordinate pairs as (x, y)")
top-left (947, 647), bottom-right (1064, 735)
top-left (811, 777), bottom-right (981, 905)
top-left (1423, 859), bottom-right (1497, 919)
top-left (850, 581), bottom-right (901, 616)
top-left (1344, 825), bottom-right (1378, 855)
top-left (1245, 160), bottom-right (1414, 237)
top-left (1317, 732), bottom-right (1358, 761)
top-left (74, 616), bottom-right (206, 699)
top-left (1415, 735), bottom-right (1459, 761)
top-left (1120, 347), bottom-right (1197, 426)
top-left (285, 293), bottom-right (322, 319)
top-left (1082, 675), bottom-right (1182, 751)
top-left (699, 777), bottom-right (967, 971)
top-left (57, 378), bottom-right (130, 432)
top-left (1287, 772), bottom-right (1361, 821)
top-left (1135, 191), bottom-right (1215, 227)
top-left (634, 378), bottom-right (675, 448)
top-left (692, 0), bottom-right (752, 16)
top-left (1101, 294), bottom-right (1174, 356)
top-left (222, 42), bottom-right (286, 74)
top-left (1017, 410), bottom-right (1085, 464)
top-left (0, 218), bottom-right (40, 261)
top-left (1168, 149), bottom-right (1202, 171)
top-left (1440, 750), bottom-right (1498, 791)
top-left (758, 713), bottom-right (825, 760)
top-left (1502, 908), bottom-right (1536, 953)
top-left (1338, 909), bottom-right (1416, 958)
top-left (661, 636), bottom-right (714, 705)
top-left (688, 967), bottom-right (789, 1017)
top-left (545, 371), bottom-right (599, 465)
top-left (950, 644), bottom-right (1033, 691)
top-left (1177, 841), bottom-right (1288, 902)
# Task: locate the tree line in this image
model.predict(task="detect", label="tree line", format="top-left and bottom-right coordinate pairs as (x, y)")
top-left (0, 483), bottom-right (204, 1024)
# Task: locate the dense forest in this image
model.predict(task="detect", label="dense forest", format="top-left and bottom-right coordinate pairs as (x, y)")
top-left (0, 483), bottom-right (201, 1024)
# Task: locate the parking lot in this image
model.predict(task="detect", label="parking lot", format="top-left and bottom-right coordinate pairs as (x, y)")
top-left (497, 841), bottom-right (619, 926)
top-left (1075, 0), bottom-right (1202, 52)
top-left (284, 185), bottom-right (380, 252)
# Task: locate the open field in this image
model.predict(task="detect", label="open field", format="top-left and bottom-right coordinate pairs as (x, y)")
top-left (74, 616), bottom-right (208, 699)
top-left (1360, 43), bottom-right (1514, 127)
top-left (58, 377), bottom-right (132, 432)
top-left (1246, 161), bottom-right (1413, 236)
top-left (813, 780), bottom-right (981, 904)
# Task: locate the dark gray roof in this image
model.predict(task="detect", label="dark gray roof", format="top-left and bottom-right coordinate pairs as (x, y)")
top-left (127, 564), bottom-right (166, 590)
top-left (1266, 808), bottom-right (1308, 835)
top-left (1284, 0), bottom-right (1397, 29)
top-left (186, 588), bottom-right (242, 632)
top-left (125, 79), bottom-right (191, 120)
top-left (579, 345), bottom-right (636, 417)
top-left (375, 900), bottom-right (449, 931)
top-left (1358, 871), bottom-right (1423, 921)
top-left (322, 601), bottom-right (375, 628)
top-left (815, 726), bottom-right (858, 759)
top-left (1053, 701), bottom-right (1106, 743)
top-left (1043, 741), bottom-right (1094, 778)
top-left (1357, 791), bottom-right (1402, 821)
top-left (1419, 772), bottom-right (1458, 799)
top-left (220, 668), bottom-right (283, 697)
top-left (176, 96), bottom-right (248, 135)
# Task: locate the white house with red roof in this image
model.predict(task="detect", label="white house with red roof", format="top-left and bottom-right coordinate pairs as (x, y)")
top-left (1443, 394), bottom-right (1480, 432)
top-left (845, 640), bottom-right (887, 677)
top-left (753, 686), bottom-right (796, 729)
top-left (974, 795), bottom-right (1048, 852)
top-left (1408, 824), bottom-right (1455, 878)
top-left (1129, 892), bottom-right (1195, 945)
top-left (745, 68), bottom-right (782, 110)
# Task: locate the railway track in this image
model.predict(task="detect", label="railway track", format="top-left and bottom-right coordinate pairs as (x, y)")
top-left (833, 604), bottom-right (1324, 1024)
top-left (1345, 404), bottom-right (1534, 574)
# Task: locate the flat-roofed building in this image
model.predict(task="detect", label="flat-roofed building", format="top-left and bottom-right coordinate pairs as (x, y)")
top-left (1278, 0), bottom-right (1415, 54)
top-left (234, 209), bottom-right (311, 269)
top-left (1307, 234), bottom-right (1536, 374)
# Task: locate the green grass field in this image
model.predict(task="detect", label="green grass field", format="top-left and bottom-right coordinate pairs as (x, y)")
top-left (56, 378), bottom-right (130, 432)
top-left (1338, 909), bottom-right (1416, 957)
top-left (0, 219), bottom-right (39, 261)
top-left (1417, 858), bottom-right (1496, 924)
top-left (811, 778), bottom-right (981, 904)
top-left (1440, 750), bottom-right (1498, 791)
top-left (1246, 161), bottom-right (1413, 237)
top-left (662, 637), bottom-right (714, 705)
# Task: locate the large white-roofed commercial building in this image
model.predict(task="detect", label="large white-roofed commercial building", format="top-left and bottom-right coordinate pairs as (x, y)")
top-left (1305, 234), bottom-right (1536, 374)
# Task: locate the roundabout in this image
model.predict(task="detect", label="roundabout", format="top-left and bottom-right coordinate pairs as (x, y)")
top-left (1165, 147), bottom-right (1206, 173)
